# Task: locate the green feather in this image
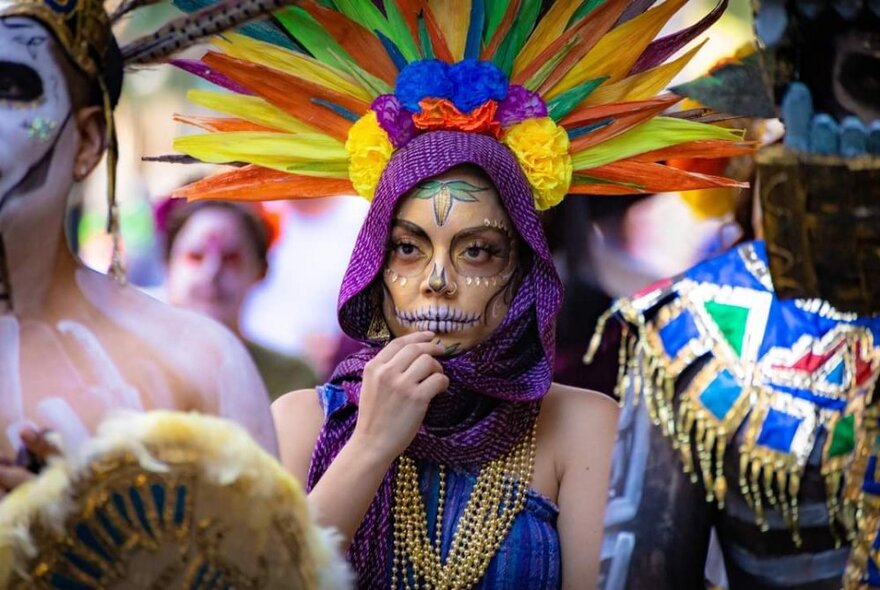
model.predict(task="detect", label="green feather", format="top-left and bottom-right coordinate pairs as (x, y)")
top-left (546, 76), bottom-right (608, 121)
top-left (384, 0), bottom-right (421, 62)
top-left (521, 35), bottom-right (580, 91)
top-left (484, 0), bottom-right (509, 45)
top-left (491, 0), bottom-right (541, 75)
top-left (572, 173), bottom-right (643, 191)
top-left (275, 7), bottom-right (352, 72)
top-left (572, 117), bottom-right (745, 170)
top-left (328, 48), bottom-right (394, 96)
top-left (569, 0), bottom-right (606, 27)
top-left (333, 0), bottom-right (392, 40)
top-left (418, 15), bottom-right (435, 59)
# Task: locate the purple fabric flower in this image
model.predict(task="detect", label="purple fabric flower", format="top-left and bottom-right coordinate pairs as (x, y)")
top-left (497, 85), bottom-right (548, 128)
top-left (371, 95), bottom-right (417, 148)
top-left (448, 59), bottom-right (509, 113)
top-left (395, 59), bottom-right (453, 112)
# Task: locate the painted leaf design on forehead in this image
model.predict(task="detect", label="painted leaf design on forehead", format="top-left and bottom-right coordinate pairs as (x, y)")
top-left (411, 180), bottom-right (488, 227)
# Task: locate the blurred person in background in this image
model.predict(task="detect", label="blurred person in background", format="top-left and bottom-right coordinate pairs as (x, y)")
top-left (159, 198), bottom-right (318, 399)
top-left (241, 197), bottom-right (368, 380)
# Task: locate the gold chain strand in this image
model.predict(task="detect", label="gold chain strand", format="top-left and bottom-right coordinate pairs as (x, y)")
top-left (391, 421), bottom-right (538, 589)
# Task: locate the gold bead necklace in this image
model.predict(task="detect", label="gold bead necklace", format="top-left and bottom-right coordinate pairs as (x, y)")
top-left (391, 421), bottom-right (538, 589)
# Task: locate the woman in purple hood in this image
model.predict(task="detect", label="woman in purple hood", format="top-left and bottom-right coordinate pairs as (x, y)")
top-left (170, 3), bottom-right (745, 585)
top-left (273, 130), bottom-right (618, 588)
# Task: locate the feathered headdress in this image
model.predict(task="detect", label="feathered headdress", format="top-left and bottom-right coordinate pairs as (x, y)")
top-left (0, 0), bottom-right (300, 280)
top-left (168, 0), bottom-right (754, 211)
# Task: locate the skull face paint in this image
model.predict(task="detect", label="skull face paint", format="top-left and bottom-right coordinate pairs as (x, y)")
top-left (0, 16), bottom-right (77, 314)
top-left (0, 17), bottom-right (73, 213)
top-left (382, 166), bottom-right (518, 351)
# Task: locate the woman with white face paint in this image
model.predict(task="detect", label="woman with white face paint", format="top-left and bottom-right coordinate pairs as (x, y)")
top-left (0, 2), bottom-right (278, 498)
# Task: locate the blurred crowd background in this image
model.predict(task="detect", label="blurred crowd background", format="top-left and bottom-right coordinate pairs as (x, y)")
top-left (71, 0), bottom-right (758, 392)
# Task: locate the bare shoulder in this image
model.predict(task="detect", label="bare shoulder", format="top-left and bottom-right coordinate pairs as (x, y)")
top-left (76, 267), bottom-right (253, 366)
top-left (272, 388), bottom-right (325, 432)
top-left (272, 388), bottom-right (325, 480)
top-left (543, 382), bottom-right (619, 435)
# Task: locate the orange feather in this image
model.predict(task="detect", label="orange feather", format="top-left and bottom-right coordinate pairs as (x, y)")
top-left (202, 52), bottom-right (363, 141)
top-left (174, 114), bottom-right (279, 133)
top-left (300, 0), bottom-right (399, 86)
top-left (176, 165), bottom-right (356, 202)
top-left (393, 0), bottom-right (422, 41)
top-left (560, 94), bottom-right (681, 128)
top-left (575, 159), bottom-right (748, 194)
top-left (418, 0), bottom-right (455, 62)
top-left (568, 96), bottom-right (683, 153)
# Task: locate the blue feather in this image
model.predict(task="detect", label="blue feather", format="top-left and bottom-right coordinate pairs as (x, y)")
top-left (464, 0), bottom-right (486, 60)
top-left (376, 30), bottom-right (409, 70)
top-left (567, 118), bottom-right (614, 139)
top-left (311, 98), bottom-right (360, 122)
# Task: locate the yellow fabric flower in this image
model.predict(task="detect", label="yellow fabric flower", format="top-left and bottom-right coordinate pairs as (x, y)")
top-left (345, 112), bottom-right (394, 200)
top-left (502, 118), bottom-right (572, 211)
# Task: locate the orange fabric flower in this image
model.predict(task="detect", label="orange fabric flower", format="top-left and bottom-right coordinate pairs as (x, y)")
top-left (412, 98), bottom-right (502, 138)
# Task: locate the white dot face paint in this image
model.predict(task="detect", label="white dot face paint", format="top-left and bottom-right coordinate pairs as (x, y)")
top-left (381, 166), bottom-right (519, 353)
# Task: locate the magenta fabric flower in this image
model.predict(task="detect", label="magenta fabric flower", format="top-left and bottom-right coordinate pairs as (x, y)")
top-left (371, 94), bottom-right (417, 148)
top-left (496, 85), bottom-right (548, 128)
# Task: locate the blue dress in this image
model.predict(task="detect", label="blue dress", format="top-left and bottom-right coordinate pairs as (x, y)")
top-left (315, 384), bottom-right (562, 589)
top-left (398, 460), bottom-right (562, 589)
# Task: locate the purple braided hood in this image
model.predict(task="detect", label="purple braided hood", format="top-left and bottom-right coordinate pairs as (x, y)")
top-left (307, 131), bottom-right (563, 586)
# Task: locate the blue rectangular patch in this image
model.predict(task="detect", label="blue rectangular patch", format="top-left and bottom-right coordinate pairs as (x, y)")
top-left (698, 369), bottom-right (743, 421)
top-left (658, 311), bottom-right (700, 358)
top-left (756, 408), bottom-right (802, 453)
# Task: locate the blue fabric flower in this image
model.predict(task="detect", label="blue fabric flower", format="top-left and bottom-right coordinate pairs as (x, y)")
top-left (448, 59), bottom-right (509, 113)
top-left (395, 59), bottom-right (453, 113)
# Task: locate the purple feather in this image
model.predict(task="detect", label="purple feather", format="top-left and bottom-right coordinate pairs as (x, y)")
top-left (172, 59), bottom-right (256, 95)
top-left (629, 0), bottom-right (728, 75)
top-left (616, 0), bottom-right (657, 25)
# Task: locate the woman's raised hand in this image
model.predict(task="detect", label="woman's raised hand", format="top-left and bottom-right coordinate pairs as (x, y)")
top-left (351, 331), bottom-right (448, 463)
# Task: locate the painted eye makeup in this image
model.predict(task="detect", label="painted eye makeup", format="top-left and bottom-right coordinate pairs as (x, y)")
top-left (0, 61), bottom-right (43, 103)
top-left (452, 230), bottom-right (512, 278)
top-left (386, 228), bottom-right (432, 276)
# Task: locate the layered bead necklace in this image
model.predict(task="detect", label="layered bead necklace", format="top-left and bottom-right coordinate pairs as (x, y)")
top-left (390, 421), bottom-right (538, 589)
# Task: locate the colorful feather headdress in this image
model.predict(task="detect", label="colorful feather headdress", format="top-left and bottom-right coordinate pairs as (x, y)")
top-left (169, 0), bottom-right (754, 210)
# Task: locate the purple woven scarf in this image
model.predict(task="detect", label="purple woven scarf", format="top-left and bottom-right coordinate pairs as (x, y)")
top-left (306, 131), bottom-right (563, 586)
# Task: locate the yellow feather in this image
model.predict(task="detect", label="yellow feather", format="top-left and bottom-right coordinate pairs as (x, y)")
top-left (174, 132), bottom-right (349, 177)
top-left (513, 0), bottom-right (583, 75)
top-left (428, 0), bottom-right (470, 61)
top-left (583, 40), bottom-right (706, 106)
top-left (187, 90), bottom-right (320, 134)
top-left (547, 0), bottom-right (687, 99)
top-left (571, 117), bottom-right (743, 170)
top-left (213, 34), bottom-right (374, 103)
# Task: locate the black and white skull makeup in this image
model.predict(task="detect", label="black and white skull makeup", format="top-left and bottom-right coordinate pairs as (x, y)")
top-left (0, 16), bottom-right (79, 313)
top-left (0, 16), bottom-right (76, 220)
top-left (382, 165), bottom-right (519, 352)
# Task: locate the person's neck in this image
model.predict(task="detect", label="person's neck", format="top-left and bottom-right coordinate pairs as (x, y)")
top-left (0, 216), bottom-right (76, 319)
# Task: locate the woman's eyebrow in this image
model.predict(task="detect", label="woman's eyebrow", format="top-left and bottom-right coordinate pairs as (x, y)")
top-left (392, 218), bottom-right (429, 240)
top-left (453, 226), bottom-right (509, 241)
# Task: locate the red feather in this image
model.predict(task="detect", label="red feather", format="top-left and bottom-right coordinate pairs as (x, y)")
top-left (202, 52), bottom-right (365, 141)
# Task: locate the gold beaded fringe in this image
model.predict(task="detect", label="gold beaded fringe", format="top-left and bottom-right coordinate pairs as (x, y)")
top-left (391, 421), bottom-right (538, 589)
